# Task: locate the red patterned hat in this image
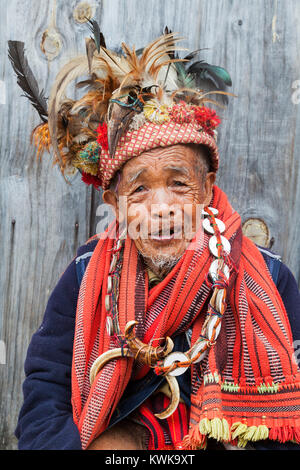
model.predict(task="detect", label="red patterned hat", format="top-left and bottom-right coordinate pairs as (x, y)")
top-left (99, 119), bottom-right (219, 189)
top-left (8, 25), bottom-right (233, 189)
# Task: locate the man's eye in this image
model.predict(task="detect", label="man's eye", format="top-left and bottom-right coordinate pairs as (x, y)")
top-left (173, 181), bottom-right (187, 187)
top-left (134, 185), bottom-right (145, 193)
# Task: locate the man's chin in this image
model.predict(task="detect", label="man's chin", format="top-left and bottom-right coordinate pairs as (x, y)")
top-left (142, 253), bottom-right (182, 278)
top-left (136, 239), bottom-right (189, 261)
top-left (134, 239), bottom-right (188, 277)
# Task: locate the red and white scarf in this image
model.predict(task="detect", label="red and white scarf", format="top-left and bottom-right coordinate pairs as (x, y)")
top-left (71, 186), bottom-right (300, 449)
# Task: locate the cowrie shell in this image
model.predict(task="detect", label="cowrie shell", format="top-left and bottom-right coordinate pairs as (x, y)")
top-left (106, 316), bottom-right (114, 336)
top-left (209, 235), bottom-right (231, 257)
top-left (163, 352), bottom-right (189, 376)
top-left (107, 276), bottom-right (112, 294)
top-left (109, 254), bottom-right (118, 272)
top-left (116, 238), bottom-right (123, 250)
top-left (206, 315), bottom-right (222, 341)
top-left (215, 288), bottom-right (226, 313)
top-left (105, 294), bottom-right (111, 312)
top-left (203, 217), bottom-right (225, 235)
top-left (209, 259), bottom-right (230, 281)
top-left (202, 207), bottom-right (219, 217)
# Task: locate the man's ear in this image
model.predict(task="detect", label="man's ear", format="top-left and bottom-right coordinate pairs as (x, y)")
top-left (203, 172), bottom-right (216, 206)
top-left (102, 190), bottom-right (119, 220)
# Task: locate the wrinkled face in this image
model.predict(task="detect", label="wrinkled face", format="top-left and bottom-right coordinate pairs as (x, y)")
top-left (103, 144), bottom-right (216, 272)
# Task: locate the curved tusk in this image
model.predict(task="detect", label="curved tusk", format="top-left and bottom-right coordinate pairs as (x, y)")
top-left (164, 336), bottom-right (174, 355)
top-left (154, 375), bottom-right (180, 420)
top-left (124, 320), bottom-right (138, 337)
top-left (89, 347), bottom-right (132, 385)
top-left (124, 320), bottom-right (174, 360)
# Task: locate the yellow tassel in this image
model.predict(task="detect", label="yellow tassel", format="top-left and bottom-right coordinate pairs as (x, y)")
top-left (72, 157), bottom-right (99, 176)
top-left (209, 418), bottom-right (223, 441)
top-left (234, 423), bottom-right (269, 447)
top-left (200, 418), bottom-right (231, 442)
top-left (237, 436), bottom-right (249, 448)
top-left (243, 425), bottom-right (257, 441)
top-left (231, 422), bottom-right (248, 440)
top-left (199, 418), bottom-right (211, 435)
top-left (200, 438), bottom-right (208, 450)
top-left (144, 100), bottom-right (170, 124)
top-left (253, 425), bottom-right (269, 441)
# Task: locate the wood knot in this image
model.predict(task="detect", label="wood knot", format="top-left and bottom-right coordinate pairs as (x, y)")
top-left (73, 2), bottom-right (95, 23)
top-left (40, 28), bottom-right (62, 61)
top-left (242, 217), bottom-right (270, 248)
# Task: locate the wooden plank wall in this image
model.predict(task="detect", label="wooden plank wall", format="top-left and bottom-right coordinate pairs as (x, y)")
top-left (0, 0), bottom-right (299, 449)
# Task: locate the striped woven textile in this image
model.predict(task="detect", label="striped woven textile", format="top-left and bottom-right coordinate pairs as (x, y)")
top-left (137, 394), bottom-right (189, 450)
top-left (71, 185), bottom-right (300, 450)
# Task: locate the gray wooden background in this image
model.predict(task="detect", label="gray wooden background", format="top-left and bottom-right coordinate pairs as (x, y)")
top-left (1, 0), bottom-right (300, 450)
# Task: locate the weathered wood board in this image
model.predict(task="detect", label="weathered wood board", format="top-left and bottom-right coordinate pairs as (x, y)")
top-left (0, 0), bottom-right (299, 450)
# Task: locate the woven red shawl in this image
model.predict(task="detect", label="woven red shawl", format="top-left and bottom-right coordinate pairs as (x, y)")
top-left (71, 185), bottom-right (300, 449)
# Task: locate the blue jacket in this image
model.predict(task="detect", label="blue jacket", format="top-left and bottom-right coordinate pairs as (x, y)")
top-left (15, 239), bottom-right (300, 450)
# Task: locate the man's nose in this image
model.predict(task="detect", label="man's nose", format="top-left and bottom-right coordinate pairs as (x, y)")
top-left (151, 203), bottom-right (175, 219)
top-left (150, 189), bottom-right (175, 217)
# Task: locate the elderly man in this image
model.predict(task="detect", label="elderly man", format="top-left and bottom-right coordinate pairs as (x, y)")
top-left (12, 31), bottom-right (300, 450)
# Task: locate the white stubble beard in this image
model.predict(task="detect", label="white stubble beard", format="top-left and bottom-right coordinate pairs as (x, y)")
top-left (141, 251), bottom-right (182, 278)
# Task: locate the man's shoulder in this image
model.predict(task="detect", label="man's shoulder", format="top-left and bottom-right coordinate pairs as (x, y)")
top-left (74, 236), bottom-right (101, 285)
top-left (256, 244), bottom-right (282, 261)
top-left (256, 244), bottom-right (299, 295)
top-left (76, 236), bottom-right (100, 260)
top-left (255, 244), bottom-right (282, 285)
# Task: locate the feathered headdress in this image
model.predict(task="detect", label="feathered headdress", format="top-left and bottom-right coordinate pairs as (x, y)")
top-left (8, 23), bottom-right (234, 189)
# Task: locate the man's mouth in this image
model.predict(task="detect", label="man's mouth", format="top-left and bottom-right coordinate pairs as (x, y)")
top-left (149, 226), bottom-right (180, 241)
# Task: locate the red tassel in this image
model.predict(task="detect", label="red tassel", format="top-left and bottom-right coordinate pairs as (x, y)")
top-left (184, 425), bottom-right (207, 449)
top-left (96, 122), bottom-right (109, 151)
top-left (81, 171), bottom-right (102, 189)
top-left (293, 428), bottom-right (300, 443)
top-left (269, 426), bottom-right (297, 443)
top-left (269, 427), bottom-right (279, 441)
top-left (179, 435), bottom-right (198, 450)
top-left (284, 427), bottom-right (293, 442)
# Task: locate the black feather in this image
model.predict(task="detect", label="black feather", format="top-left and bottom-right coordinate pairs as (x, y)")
top-left (86, 18), bottom-right (106, 52)
top-left (8, 40), bottom-right (48, 122)
top-left (183, 48), bottom-right (210, 62)
top-left (100, 32), bottom-right (106, 48)
top-left (187, 61), bottom-right (232, 89)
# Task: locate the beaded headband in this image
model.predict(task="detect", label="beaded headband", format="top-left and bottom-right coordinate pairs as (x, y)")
top-left (8, 23), bottom-right (233, 190)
